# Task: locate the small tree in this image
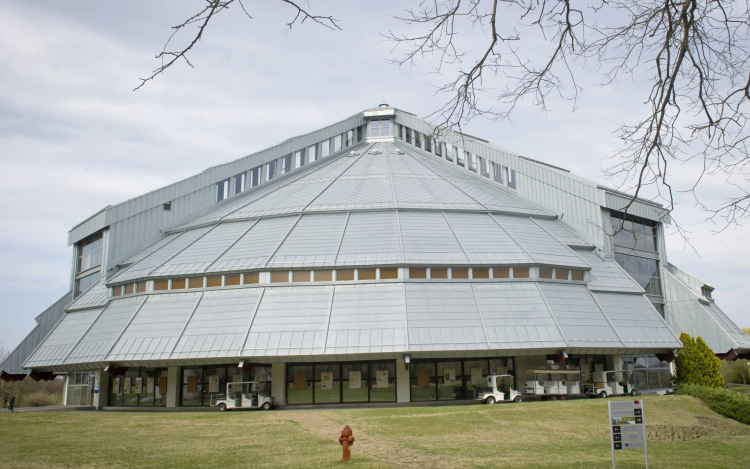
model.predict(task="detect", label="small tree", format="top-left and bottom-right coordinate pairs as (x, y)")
top-left (674, 333), bottom-right (724, 388)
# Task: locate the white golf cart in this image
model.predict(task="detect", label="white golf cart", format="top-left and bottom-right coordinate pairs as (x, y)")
top-left (583, 370), bottom-right (636, 398)
top-left (476, 374), bottom-right (522, 404)
top-left (210, 381), bottom-right (275, 411)
top-left (523, 369), bottom-right (581, 400)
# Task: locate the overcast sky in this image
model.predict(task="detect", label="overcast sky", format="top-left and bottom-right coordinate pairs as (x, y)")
top-left (1, 1), bottom-right (748, 351)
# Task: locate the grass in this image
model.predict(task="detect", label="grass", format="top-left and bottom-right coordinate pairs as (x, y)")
top-left (1, 395), bottom-right (749, 468)
top-left (677, 384), bottom-right (750, 424)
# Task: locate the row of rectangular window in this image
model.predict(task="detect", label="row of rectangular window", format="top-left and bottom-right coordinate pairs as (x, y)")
top-left (216, 126), bottom-right (364, 202)
top-left (111, 265), bottom-right (585, 297)
top-left (409, 266), bottom-right (584, 281)
top-left (397, 124), bottom-right (517, 190)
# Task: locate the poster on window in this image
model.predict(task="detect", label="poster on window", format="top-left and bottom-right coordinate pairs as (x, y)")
top-left (112, 377), bottom-right (120, 394)
top-left (417, 369), bottom-right (430, 387)
top-left (233, 374), bottom-right (243, 383)
top-left (146, 377), bottom-right (155, 393)
top-left (444, 369), bottom-right (456, 385)
top-left (376, 370), bottom-right (389, 388)
top-left (187, 375), bottom-right (197, 393)
top-left (471, 368), bottom-right (483, 387)
top-left (294, 373), bottom-right (306, 391)
top-left (159, 376), bottom-right (168, 393)
top-left (134, 377), bottom-right (143, 394)
top-left (208, 375), bottom-right (220, 393)
top-left (123, 378), bottom-right (131, 393)
top-left (349, 371), bottom-right (361, 389)
top-left (321, 372), bottom-right (334, 390)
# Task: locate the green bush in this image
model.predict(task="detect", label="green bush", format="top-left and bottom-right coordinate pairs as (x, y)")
top-left (674, 333), bottom-right (724, 388)
top-left (677, 384), bottom-right (750, 425)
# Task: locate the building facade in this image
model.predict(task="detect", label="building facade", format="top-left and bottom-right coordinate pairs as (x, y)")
top-left (2, 104), bottom-right (748, 408)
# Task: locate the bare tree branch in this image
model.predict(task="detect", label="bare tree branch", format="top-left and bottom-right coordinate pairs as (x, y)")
top-left (135, 0), bottom-right (340, 91)
top-left (386, 0), bottom-right (750, 234)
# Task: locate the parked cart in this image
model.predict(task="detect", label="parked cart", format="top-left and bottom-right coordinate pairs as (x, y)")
top-left (523, 369), bottom-right (581, 400)
top-left (475, 374), bottom-right (522, 404)
top-left (210, 381), bottom-right (275, 411)
top-left (583, 370), bottom-right (636, 398)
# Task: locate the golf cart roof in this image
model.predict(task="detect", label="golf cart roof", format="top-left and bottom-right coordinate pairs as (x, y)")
top-left (524, 369), bottom-right (581, 375)
top-left (488, 374), bottom-right (513, 377)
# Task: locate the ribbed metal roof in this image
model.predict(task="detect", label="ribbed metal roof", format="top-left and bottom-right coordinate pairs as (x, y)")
top-left (25, 281), bottom-right (681, 370)
top-left (23, 140), bottom-right (684, 371)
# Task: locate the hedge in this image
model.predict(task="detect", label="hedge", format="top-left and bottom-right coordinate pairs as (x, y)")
top-left (677, 384), bottom-right (750, 425)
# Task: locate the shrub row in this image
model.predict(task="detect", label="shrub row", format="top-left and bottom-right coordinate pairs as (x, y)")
top-left (677, 384), bottom-right (750, 425)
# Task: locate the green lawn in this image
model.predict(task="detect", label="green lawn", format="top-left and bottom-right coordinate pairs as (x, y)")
top-left (1, 395), bottom-right (748, 468)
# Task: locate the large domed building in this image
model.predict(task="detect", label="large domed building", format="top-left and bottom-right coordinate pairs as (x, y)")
top-left (2, 105), bottom-right (748, 408)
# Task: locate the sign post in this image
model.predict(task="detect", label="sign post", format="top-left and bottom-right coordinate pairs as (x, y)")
top-left (608, 400), bottom-right (648, 469)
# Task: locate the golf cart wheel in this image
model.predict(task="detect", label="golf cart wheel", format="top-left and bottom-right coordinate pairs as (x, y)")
top-left (261, 402), bottom-right (271, 410)
top-left (560, 396), bottom-right (566, 401)
top-left (485, 396), bottom-right (496, 405)
top-left (513, 396), bottom-right (522, 403)
top-left (630, 389), bottom-right (637, 396)
top-left (218, 403), bottom-right (227, 412)
top-left (551, 396), bottom-right (557, 401)
top-left (599, 391), bottom-right (608, 399)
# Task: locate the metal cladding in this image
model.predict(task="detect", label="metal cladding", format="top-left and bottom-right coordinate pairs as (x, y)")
top-left (21, 140), bottom-right (687, 372)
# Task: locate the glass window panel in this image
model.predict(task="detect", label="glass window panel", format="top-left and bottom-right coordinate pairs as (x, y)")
top-left (314, 364), bottom-right (341, 404)
top-left (171, 279), bottom-right (186, 290)
top-left (409, 268), bottom-right (427, 279)
top-left (225, 275), bottom-right (241, 286)
top-left (292, 271), bottom-right (311, 282)
top-left (203, 367), bottom-right (226, 406)
top-left (437, 361), bottom-right (463, 400)
top-left (321, 140), bottom-right (330, 157)
top-left (457, 150), bottom-right (465, 167)
top-left (244, 272), bottom-right (259, 284)
top-left (513, 267), bottom-right (530, 278)
top-left (463, 359), bottom-right (489, 399)
top-left (271, 272), bottom-right (289, 283)
top-left (493, 267), bottom-right (510, 279)
top-left (508, 169), bottom-right (517, 189)
top-left (490, 358), bottom-right (514, 374)
top-left (380, 268), bottom-right (398, 279)
top-left (314, 271), bottom-right (333, 282)
top-left (370, 361), bottom-right (396, 402)
top-left (112, 286), bottom-right (122, 297)
top-left (445, 145), bottom-right (453, 162)
top-left (647, 369), bottom-right (660, 390)
top-left (452, 268), bottom-right (469, 279)
top-left (405, 128), bottom-right (412, 144)
top-left (287, 365), bottom-right (313, 405)
top-left (336, 270), bottom-right (354, 281)
top-left (425, 137), bottom-right (432, 152)
top-left (334, 135), bottom-right (342, 152)
top-left (473, 268), bottom-right (490, 279)
top-left (295, 150), bottom-right (305, 168)
top-left (123, 369), bottom-right (139, 406)
top-left (555, 269), bottom-right (569, 280)
top-left (634, 370), bottom-right (648, 390)
top-left (343, 363), bottom-right (369, 403)
top-left (539, 268), bottom-right (553, 279)
top-left (410, 362), bottom-right (436, 401)
top-left (154, 369), bottom-right (167, 407)
top-left (206, 276), bottom-right (222, 288)
top-left (136, 281), bottom-right (147, 292)
top-left (435, 140), bottom-right (443, 156)
top-left (571, 270), bottom-right (585, 281)
top-left (188, 277), bottom-right (204, 289)
top-left (430, 268), bottom-right (448, 279)
top-left (658, 367), bottom-right (672, 389)
top-left (154, 280), bottom-right (169, 291)
top-left (347, 130), bottom-right (353, 147)
top-left (480, 157), bottom-right (490, 177)
top-left (234, 173), bottom-right (245, 194)
top-left (358, 269), bottom-right (376, 281)
top-left (308, 145), bottom-right (317, 162)
top-left (468, 153), bottom-right (477, 172)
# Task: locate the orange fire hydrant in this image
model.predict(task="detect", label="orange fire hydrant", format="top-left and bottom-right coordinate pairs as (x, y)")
top-left (338, 425), bottom-right (355, 461)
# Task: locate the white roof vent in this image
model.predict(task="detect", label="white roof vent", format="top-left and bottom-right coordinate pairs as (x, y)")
top-left (379, 103), bottom-right (389, 108)
top-left (348, 151), bottom-right (361, 157)
top-left (368, 150), bottom-right (383, 155)
top-left (391, 149), bottom-right (405, 155)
